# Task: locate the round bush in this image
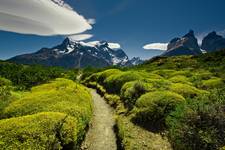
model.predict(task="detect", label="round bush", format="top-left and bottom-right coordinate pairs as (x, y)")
top-left (2, 78), bottom-right (92, 127)
top-left (104, 71), bottom-right (143, 94)
top-left (201, 77), bottom-right (224, 89)
top-left (0, 77), bottom-right (12, 86)
top-left (133, 91), bottom-right (185, 130)
top-left (169, 83), bottom-right (207, 98)
top-left (120, 80), bottom-right (154, 108)
top-left (169, 75), bottom-right (192, 85)
top-left (0, 112), bottom-right (81, 150)
top-left (152, 69), bottom-right (176, 78)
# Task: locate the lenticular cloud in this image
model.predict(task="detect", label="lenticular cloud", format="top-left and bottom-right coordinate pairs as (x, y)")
top-left (0, 0), bottom-right (92, 36)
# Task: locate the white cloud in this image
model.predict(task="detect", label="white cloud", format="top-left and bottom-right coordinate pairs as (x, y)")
top-left (87, 18), bottom-right (96, 25)
top-left (108, 43), bottom-right (121, 49)
top-left (68, 34), bottom-right (93, 41)
top-left (196, 32), bottom-right (208, 45)
top-left (86, 41), bottom-right (121, 49)
top-left (51, 0), bottom-right (73, 10)
top-left (218, 29), bottom-right (225, 37)
top-left (143, 43), bottom-right (168, 51)
top-left (0, 0), bottom-right (92, 36)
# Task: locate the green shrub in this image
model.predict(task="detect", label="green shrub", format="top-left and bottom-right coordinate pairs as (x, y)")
top-left (169, 70), bottom-right (192, 78)
top-left (104, 71), bottom-right (143, 94)
top-left (116, 116), bottom-right (172, 150)
top-left (97, 69), bottom-right (122, 84)
top-left (152, 69), bottom-right (177, 78)
top-left (104, 94), bottom-right (121, 108)
top-left (84, 69), bottom-right (122, 85)
top-left (0, 112), bottom-right (82, 150)
top-left (0, 77), bottom-right (12, 86)
top-left (0, 78), bottom-right (12, 115)
top-left (169, 75), bottom-right (192, 85)
top-left (145, 78), bottom-right (172, 90)
top-left (120, 80), bottom-right (154, 109)
top-left (2, 78), bottom-right (92, 127)
top-left (132, 91), bottom-right (185, 130)
top-left (169, 83), bottom-right (207, 98)
top-left (201, 78), bottom-right (224, 89)
top-left (166, 89), bottom-right (225, 150)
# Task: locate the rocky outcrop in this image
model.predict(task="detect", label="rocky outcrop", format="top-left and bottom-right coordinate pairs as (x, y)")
top-left (201, 31), bottom-right (225, 52)
top-left (162, 30), bottom-right (202, 56)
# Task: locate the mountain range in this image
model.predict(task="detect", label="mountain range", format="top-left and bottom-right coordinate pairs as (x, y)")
top-left (162, 30), bottom-right (225, 56)
top-left (8, 30), bottom-right (225, 68)
top-left (9, 38), bottom-right (143, 68)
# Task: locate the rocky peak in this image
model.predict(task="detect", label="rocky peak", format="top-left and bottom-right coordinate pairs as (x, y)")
top-left (163, 30), bottom-right (202, 56)
top-left (183, 30), bottom-right (195, 38)
top-left (201, 31), bottom-right (225, 52)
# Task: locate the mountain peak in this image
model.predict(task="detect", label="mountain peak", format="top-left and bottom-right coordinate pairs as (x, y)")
top-left (183, 30), bottom-right (195, 38)
top-left (163, 30), bottom-right (202, 56)
top-left (201, 31), bottom-right (225, 52)
top-left (9, 38), bottom-right (142, 68)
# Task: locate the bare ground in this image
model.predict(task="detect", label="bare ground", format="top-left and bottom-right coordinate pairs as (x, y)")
top-left (81, 89), bottom-right (117, 150)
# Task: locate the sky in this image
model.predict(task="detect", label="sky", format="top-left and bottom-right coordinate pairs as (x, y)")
top-left (0, 0), bottom-right (225, 60)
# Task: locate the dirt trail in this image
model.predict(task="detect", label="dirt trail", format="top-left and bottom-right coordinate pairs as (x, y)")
top-left (81, 89), bottom-right (117, 150)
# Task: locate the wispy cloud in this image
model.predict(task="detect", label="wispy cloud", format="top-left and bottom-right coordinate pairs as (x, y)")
top-left (218, 29), bottom-right (225, 36)
top-left (108, 43), bottom-right (121, 49)
top-left (0, 0), bottom-right (92, 36)
top-left (87, 18), bottom-right (96, 25)
top-left (68, 34), bottom-right (93, 41)
top-left (196, 32), bottom-right (208, 45)
top-left (143, 43), bottom-right (168, 51)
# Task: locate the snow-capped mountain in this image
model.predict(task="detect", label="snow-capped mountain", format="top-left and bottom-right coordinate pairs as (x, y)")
top-left (9, 38), bottom-right (143, 68)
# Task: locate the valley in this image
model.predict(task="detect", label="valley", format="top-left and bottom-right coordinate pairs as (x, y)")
top-left (0, 49), bottom-right (225, 150)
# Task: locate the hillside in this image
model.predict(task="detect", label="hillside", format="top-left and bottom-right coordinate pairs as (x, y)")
top-left (83, 49), bottom-right (225, 150)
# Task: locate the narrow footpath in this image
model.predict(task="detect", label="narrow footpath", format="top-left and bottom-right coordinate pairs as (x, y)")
top-left (81, 89), bottom-right (117, 150)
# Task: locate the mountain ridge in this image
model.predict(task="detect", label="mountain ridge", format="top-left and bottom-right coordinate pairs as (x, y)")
top-left (9, 38), bottom-right (143, 68)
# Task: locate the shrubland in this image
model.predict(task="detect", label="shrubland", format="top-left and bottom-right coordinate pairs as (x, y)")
top-left (83, 49), bottom-right (225, 150)
top-left (0, 78), bottom-right (93, 149)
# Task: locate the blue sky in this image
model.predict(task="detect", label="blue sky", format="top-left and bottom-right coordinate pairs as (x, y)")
top-left (0, 0), bottom-right (225, 60)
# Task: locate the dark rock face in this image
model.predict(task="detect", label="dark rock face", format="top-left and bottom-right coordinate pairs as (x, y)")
top-left (9, 38), bottom-right (132, 68)
top-left (163, 30), bottom-right (202, 56)
top-left (201, 31), bottom-right (225, 52)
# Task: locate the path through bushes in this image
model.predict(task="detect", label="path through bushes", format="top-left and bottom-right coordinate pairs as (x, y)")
top-left (82, 89), bottom-right (117, 150)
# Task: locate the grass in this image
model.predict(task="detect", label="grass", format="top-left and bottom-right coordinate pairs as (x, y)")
top-left (116, 116), bottom-right (172, 150)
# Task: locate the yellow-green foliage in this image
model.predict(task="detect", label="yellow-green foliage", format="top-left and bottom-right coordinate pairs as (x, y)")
top-left (152, 69), bottom-right (177, 78)
top-left (169, 75), bottom-right (193, 85)
top-left (0, 78), bottom-right (93, 149)
top-left (116, 116), bottom-right (172, 150)
top-left (201, 77), bottom-right (224, 89)
top-left (169, 70), bottom-right (192, 77)
top-left (136, 91), bottom-right (185, 108)
top-left (104, 71), bottom-right (144, 94)
top-left (3, 78), bottom-right (92, 127)
top-left (85, 69), bottom-right (122, 84)
top-left (169, 83), bottom-right (207, 98)
top-left (0, 77), bottom-right (12, 86)
top-left (133, 91), bottom-right (185, 129)
top-left (145, 78), bottom-right (172, 90)
top-left (0, 112), bottom-right (81, 150)
top-left (104, 94), bottom-right (121, 108)
top-left (120, 80), bottom-right (155, 108)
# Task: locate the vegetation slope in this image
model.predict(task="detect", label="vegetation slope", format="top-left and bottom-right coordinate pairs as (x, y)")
top-left (83, 49), bottom-right (225, 150)
top-left (0, 70), bottom-right (92, 149)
